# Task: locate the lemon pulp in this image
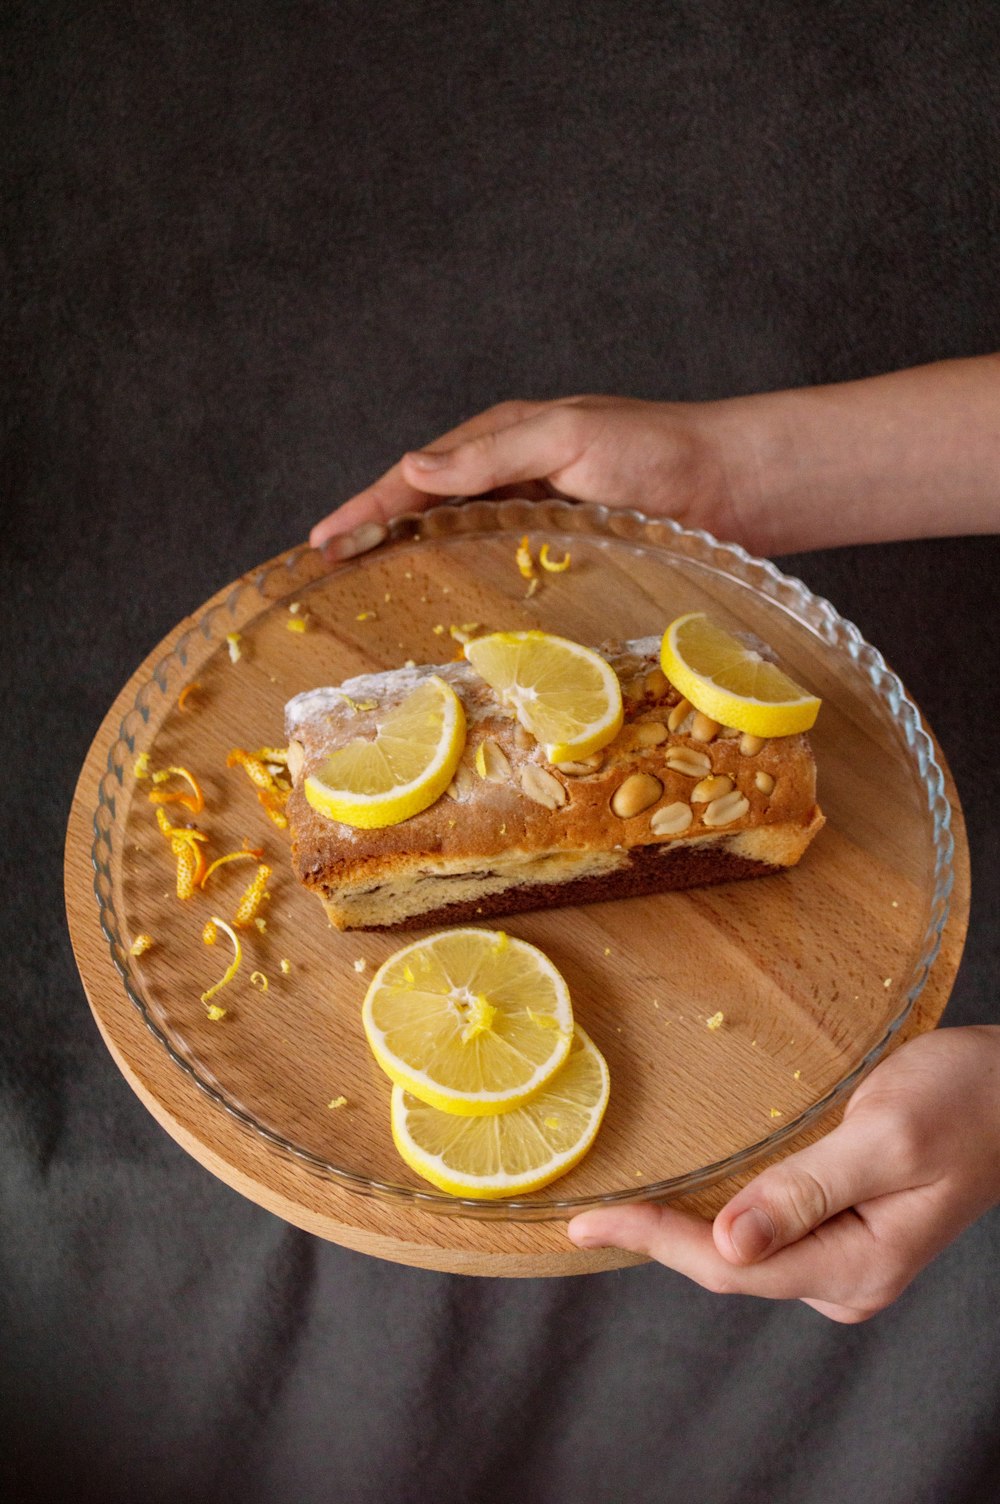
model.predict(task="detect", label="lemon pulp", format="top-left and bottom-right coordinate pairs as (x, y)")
top-left (660, 613), bottom-right (821, 737)
top-left (464, 630), bottom-right (623, 762)
top-left (303, 675), bottom-right (466, 828)
top-left (390, 1025), bottom-right (610, 1197)
top-left (362, 927), bottom-right (574, 1115)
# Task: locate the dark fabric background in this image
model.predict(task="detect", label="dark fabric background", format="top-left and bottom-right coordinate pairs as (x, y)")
top-left (4, 4), bottom-right (1000, 1501)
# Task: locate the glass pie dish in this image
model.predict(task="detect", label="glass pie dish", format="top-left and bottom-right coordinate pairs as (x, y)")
top-left (88, 498), bottom-right (954, 1219)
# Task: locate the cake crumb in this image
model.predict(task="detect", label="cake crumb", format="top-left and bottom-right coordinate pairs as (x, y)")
top-left (769, 1107), bottom-right (783, 1119)
top-left (129, 933), bottom-right (154, 956)
top-left (706, 1011), bottom-right (724, 1031)
top-left (883, 978), bottom-right (893, 989)
top-left (356, 610), bottom-right (376, 622)
top-left (353, 958), bottom-right (368, 973)
top-left (327, 1096), bottom-right (348, 1110)
top-left (793, 1069), bottom-right (801, 1080)
top-left (279, 958), bottom-right (291, 974)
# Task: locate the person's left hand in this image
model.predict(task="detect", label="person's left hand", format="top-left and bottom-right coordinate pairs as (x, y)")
top-left (568, 1025), bottom-right (1000, 1322)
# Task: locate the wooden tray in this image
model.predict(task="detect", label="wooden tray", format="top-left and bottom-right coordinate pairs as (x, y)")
top-left (65, 501), bottom-right (969, 1275)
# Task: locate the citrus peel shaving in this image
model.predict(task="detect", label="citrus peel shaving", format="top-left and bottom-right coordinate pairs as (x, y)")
top-left (201, 917), bottom-right (242, 1006)
top-left (147, 765), bottom-right (205, 814)
top-left (199, 844), bottom-right (265, 888)
top-left (539, 543), bottom-right (571, 572)
top-left (234, 864), bottom-right (271, 927)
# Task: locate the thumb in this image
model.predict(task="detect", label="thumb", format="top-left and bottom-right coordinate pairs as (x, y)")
top-left (713, 1106), bottom-right (909, 1265)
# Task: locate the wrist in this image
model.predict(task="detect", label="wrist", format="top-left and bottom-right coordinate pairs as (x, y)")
top-left (689, 392), bottom-right (803, 558)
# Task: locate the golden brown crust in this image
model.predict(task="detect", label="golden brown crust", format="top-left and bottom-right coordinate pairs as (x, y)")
top-left (284, 638), bottom-right (824, 930)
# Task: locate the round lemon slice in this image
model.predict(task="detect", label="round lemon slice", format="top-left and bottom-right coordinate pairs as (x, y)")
top-left (464, 630), bottom-right (623, 762)
top-left (362, 928), bottom-right (574, 1116)
top-left (660, 613), bottom-right (822, 737)
top-left (303, 675), bottom-right (466, 828)
top-left (390, 1025), bottom-right (610, 1198)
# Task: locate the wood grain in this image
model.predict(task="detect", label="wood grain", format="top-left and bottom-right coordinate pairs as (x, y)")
top-left (64, 508), bottom-right (969, 1276)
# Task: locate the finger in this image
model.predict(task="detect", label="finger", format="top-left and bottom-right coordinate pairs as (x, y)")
top-left (569, 1201), bottom-right (893, 1318)
top-left (712, 1105), bottom-right (927, 1266)
top-left (399, 403), bottom-right (593, 500)
top-left (309, 401), bottom-right (553, 555)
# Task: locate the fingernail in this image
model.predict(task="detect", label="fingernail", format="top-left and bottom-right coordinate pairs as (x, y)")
top-left (729, 1207), bottom-right (775, 1262)
top-left (322, 521), bottom-right (388, 562)
top-left (404, 449), bottom-right (450, 471)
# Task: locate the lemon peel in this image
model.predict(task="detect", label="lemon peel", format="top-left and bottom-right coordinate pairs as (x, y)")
top-left (201, 917), bottom-right (242, 1006)
top-left (362, 927), bottom-right (574, 1116)
top-left (303, 675), bottom-right (466, 829)
top-left (390, 1025), bottom-right (610, 1198)
top-left (660, 613), bottom-right (821, 738)
top-left (539, 543), bottom-right (570, 572)
top-left (464, 630), bottom-right (623, 763)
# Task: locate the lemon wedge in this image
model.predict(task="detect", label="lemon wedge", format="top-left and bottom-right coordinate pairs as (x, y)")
top-left (660, 613), bottom-right (821, 737)
top-left (303, 675), bottom-right (466, 828)
top-left (362, 928), bottom-right (574, 1116)
top-left (390, 1025), bottom-right (610, 1197)
top-left (464, 630), bottom-right (623, 762)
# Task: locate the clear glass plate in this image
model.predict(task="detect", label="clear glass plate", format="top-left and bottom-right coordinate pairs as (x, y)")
top-left (90, 498), bottom-right (953, 1219)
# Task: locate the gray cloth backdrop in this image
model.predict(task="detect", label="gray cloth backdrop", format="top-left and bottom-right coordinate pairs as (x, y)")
top-left (4, 3), bottom-right (999, 1501)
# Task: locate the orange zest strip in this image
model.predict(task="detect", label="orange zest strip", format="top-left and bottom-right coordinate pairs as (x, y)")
top-left (234, 864), bottom-right (271, 927)
top-left (201, 917), bottom-right (242, 1006)
top-left (171, 836), bottom-right (205, 899)
top-left (227, 748), bottom-right (275, 791)
top-left (257, 791), bottom-right (289, 829)
top-left (199, 845), bottom-right (265, 889)
top-left (177, 682), bottom-right (202, 713)
top-left (228, 747), bottom-right (291, 828)
top-left (147, 765), bottom-right (205, 814)
top-left (154, 806), bottom-right (209, 843)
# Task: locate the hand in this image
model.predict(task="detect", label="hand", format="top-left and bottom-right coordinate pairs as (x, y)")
top-left (310, 395), bottom-right (766, 559)
top-left (311, 358), bottom-right (1000, 559)
top-left (568, 1026), bottom-right (1000, 1323)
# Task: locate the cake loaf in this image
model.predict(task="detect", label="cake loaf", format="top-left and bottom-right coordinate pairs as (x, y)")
top-left (284, 637), bottom-right (824, 931)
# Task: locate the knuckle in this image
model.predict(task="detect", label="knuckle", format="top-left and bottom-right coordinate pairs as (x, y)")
top-left (463, 430), bottom-right (502, 486)
top-left (878, 1104), bottom-right (931, 1182)
top-left (547, 402), bottom-right (591, 453)
top-left (766, 1166), bottom-right (831, 1237)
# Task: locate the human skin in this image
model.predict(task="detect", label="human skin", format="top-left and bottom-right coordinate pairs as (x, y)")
top-left (311, 355), bottom-right (1000, 1321)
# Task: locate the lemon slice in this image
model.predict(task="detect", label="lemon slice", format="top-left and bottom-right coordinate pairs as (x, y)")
top-left (464, 630), bottom-right (623, 762)
top-left (391, 1025), bottom-right (609, 1197)
top-left (362, 928), bottom-right (574, 1116)
top-left (303, 676), bottom-right (466, 828)
top-left (660, 613), bottom-right (821, 737)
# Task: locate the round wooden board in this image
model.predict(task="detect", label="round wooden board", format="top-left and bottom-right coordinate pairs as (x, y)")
top-left (65, 513), bottom-right (970, 1276)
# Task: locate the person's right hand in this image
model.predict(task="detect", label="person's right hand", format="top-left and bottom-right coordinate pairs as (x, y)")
top-left (310, 395), bottom-right (764, 561)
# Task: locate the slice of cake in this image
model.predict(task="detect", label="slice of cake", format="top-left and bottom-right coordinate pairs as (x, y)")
top-left (284, 635), bottom-right (824, 931)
